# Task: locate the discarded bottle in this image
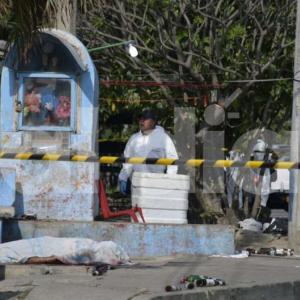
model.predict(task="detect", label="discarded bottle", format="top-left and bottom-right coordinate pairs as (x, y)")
top-left (165, 282), bottom-right (194, 292)
top-left (246, 248), bottom-right (257, 255)
top-left (194, 277), bottom-right (226, 287)
top-left (287, 248), bottom-right (295, 256)
top-left (201, 278), bottom-right (217, 287)
top-left (252, 247), bottom-right (295, 257)
top-left (182, 275), bottom-right (207, 283)
top-left (186, 282), bottom-right (195, 289)
top-left (180, 274), bottom-right (226, 288)
top-left (91, 263), bottom-right (109, 276)
top-left (194, 278), bottom-right (206, 287)
top-left (214, 279), bottom-right (226, 286)
top-left (274, 248), bottom-right (295, 256)
top-left (257, 247), bottom-right (275, 255)
top-left (267, 247), bottom-right (288, 256)
top-left (274, 248), bottom-right (285, 256)
top-left (165, 285), bottom-right (182, 292)
top-left (269, 247), bottom-right (277, 256)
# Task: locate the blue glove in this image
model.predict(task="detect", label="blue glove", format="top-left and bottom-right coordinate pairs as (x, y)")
top-left (119, 180), bottom-right (128, 195)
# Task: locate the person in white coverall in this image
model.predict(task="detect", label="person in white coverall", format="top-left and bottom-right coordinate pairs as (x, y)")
top-left (250, 139), bottom-right (276, 222)
top-left (118, 109), bottom-right (178, 195)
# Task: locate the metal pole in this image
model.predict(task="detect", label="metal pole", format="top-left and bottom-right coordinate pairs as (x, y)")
top-left (289, 0), bottom-right (300, 253)
top-left (88, 41), bottom-right (133, 53)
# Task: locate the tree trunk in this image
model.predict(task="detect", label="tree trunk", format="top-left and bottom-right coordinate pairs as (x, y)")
top-left (56, 0), bottom-right (77, 34)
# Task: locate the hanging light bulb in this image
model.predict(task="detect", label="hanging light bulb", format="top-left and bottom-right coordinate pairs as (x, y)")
top-left (127, 43), bottom-right (138, 57)
top-left (88, 40), bottom-right (139, 57)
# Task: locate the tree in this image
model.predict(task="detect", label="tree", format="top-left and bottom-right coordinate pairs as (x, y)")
top-left (78, 0), bottom-right (296, 221)
top-left (0, 0), bottom-right (79, 45)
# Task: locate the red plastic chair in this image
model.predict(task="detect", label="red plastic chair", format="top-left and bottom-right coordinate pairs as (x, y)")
top-left (98, 179), bottom-right (145, 223)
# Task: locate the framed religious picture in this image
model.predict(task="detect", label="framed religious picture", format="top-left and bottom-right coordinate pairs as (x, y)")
top-left (17, 73), bottom-right (77, 131)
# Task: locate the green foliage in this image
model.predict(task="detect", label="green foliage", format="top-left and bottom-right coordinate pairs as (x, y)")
top-left (0, 0), bottom-right (296, 152)
top-left (91, 17), bottom-right (105, 29)
top-left (227, 25), bottom-right (246, 40)
top-left (0, 0), bottom-right (296, 217)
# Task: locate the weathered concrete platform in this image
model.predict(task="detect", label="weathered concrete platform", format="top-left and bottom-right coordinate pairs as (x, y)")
top-left (2, 220), bottom-right (235, 257)
top-left (0, 255), bottom-right (300, 299)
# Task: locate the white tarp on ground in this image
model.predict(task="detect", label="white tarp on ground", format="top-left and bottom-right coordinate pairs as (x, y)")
top-left (0, 236), bottom-right (130, 265)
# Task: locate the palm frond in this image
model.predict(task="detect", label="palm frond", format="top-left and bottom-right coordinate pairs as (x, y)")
top-left (0, 1), bottom-right (11, 16)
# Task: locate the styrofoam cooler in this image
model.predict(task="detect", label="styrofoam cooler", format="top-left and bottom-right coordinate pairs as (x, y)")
top-left (131, 172), bottom-right (190, 224)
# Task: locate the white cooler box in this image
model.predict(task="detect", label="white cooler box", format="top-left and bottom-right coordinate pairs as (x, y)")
top-left (131, 172), bottom-right (190, 224)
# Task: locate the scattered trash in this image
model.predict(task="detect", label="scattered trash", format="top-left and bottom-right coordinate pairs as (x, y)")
top-left (165, 285), bottom-right (184, 292)
top-left (262, 222), bottom-right (270, 232)
top-left (88, 263), bottom-right (113, 276)
top-left (0, 236), bottom-right (131, 265)
top-left (238, 218), bottom-right (262, 232)
top-left (19, 214), bottom-right (37, 220)
top-left (263, 218), bottom-right (288, 235)
top-left (41, 266), bottom-right (53, 275)
top-left (211, 250), bottom-right (249, 258)
top-left (181, 275), bottom-right (226, 287)
top-left (238, 217), bottom-right (289, 235)
top-left (246, 247), bottom-right (294, 256)
top-left (165, 274), bottom-right (226, 292)
top-left (165, 282), bottom-right (194, 292)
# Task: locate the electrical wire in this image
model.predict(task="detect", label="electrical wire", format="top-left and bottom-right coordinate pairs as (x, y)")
top-left (100, 77), bottom-right (296, 88)
top-left (100, 96), bottom-right (202, 103)
top-left (225, 78), bottom-right (294, 83)
top-left (100, 80), bottom-right (224, 88)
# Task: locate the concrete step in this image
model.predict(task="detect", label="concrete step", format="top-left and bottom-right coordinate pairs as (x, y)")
top-left (2, 220), bottom-right (235, 257)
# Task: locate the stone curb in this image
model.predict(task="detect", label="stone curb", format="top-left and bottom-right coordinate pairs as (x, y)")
top-left (149, 281), bottom-right (300, 300)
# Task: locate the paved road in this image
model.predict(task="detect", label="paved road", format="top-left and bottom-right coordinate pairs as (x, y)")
top-left (0, 254), bottom-right (300, 299)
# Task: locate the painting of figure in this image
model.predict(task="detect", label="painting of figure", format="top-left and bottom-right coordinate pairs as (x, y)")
top-left (22, 78), bottom-right (72, 128)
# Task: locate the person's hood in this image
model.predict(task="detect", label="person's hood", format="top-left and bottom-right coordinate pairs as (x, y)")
top-left (139, 125), bottom-right (165, 136)
top-left (153, 125), bottom-right (164, 133)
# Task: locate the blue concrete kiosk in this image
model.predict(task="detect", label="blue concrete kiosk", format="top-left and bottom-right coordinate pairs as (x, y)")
top-left (0, 29), bottom-right (99, 221)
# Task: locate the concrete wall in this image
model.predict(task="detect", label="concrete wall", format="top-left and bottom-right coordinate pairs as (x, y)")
top-left (2, 220), bottom-right (235, 257)
top-left (0, 160), bottom-right (98, 221)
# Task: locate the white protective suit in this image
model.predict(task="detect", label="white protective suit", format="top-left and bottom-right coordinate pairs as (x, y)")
top-left (226, 150), bottom-right (244, 209)
top-left (252, 139), bottom-right (271, 207)
top-left (119, 125), bottom-right (178, 181)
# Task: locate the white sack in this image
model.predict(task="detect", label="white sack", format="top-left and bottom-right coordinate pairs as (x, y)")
top-left (238, 218), bottom-right (262, 232)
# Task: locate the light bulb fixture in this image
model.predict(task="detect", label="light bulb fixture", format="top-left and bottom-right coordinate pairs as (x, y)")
top-left (127, 42), bottom-right (138, 57)
top-left (88, 40), bottom-right (139, 57)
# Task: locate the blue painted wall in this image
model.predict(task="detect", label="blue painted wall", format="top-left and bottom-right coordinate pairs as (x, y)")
top-left (3, 221), bottom-right (235, 257)
top-left (0, 168), bottom-right (15, 207)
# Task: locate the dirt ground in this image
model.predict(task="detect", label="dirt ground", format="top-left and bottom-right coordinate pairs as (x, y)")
top-left (235, 229), bottom-right (289, 251)
top-left (234, 208), bottom-right (290, 252)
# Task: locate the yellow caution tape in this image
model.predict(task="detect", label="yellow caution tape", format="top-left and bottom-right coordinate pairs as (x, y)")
top-left (0, 152), bottom-right (296, 169)
top-left (186, 159), bottom-right (204, 167)
top-left (214, 160), bottom-right (234, 168)
top-left (15, 152), bottom-right (33, 160)
top-left (42, 154), bottom-right (61, 161)
top-left (127, 157), bottom-right (146, 164)
top-left (71, 155), bottom-right (89, 162)
top-left (99, 156), bottom-right (119, 164)
top-left (156, 158), bottom-right (177, 165)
